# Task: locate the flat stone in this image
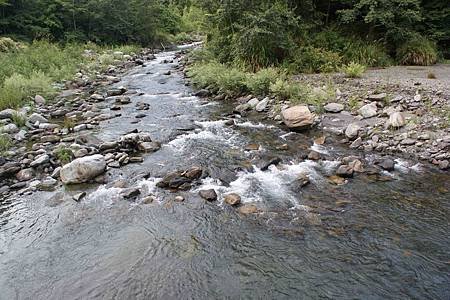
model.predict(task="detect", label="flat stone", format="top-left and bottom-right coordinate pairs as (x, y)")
top-left (238, 204), bottom-right (258, 215)
top-left (368, 93), bottom-right (387, 101)
top-left (30, 154), bottom-right (50, 167)
top-left (324, 103), bottom-right (344, 113)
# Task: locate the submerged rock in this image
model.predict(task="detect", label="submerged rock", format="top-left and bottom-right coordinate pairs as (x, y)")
top-left (224, 193), bottom-right (241, 206)
top-left (238, 204), bottom-right (258, 215)
top-left (60, 154), bottom-right (106, 184)
top-left (157, 166), bottom-right (203, 190)
top-left (199, 189), bottom-right (217, 201)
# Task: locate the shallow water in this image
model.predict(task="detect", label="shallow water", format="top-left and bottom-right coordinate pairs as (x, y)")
top-left (0, 46), bottom-right (449, 299)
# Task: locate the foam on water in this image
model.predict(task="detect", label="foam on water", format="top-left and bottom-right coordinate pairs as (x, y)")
top-left (235, 121), bottom-right (276, 129)
top-left (311, 143), bottom-right (330, 155)
top-left (195, 160), bottom-right (326, 209)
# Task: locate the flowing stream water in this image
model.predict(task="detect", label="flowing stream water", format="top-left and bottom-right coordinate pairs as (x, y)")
top-left (0, 46), bottom-right (449, 299)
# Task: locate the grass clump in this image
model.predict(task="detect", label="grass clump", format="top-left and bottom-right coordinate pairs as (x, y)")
top-left (287, 46), bottom-right (342, 73)
top-left (396, 37), bottom-right (438, 66)
top-left (0, 134), bottom-right (12, 153)
top-left (0, 72), bottom-right (54, 110)
top-left (11, 112), bottom-right (27, 127)
top-left (342, 62), bottom-right (366, 78)
top-left (55, 146), bottom-right (74, 165)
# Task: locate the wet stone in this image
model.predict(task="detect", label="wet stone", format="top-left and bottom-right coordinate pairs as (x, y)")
top-left (199, 189), bottom-right (217, 201)
top-left (224, 193), bottom-right (241, 206)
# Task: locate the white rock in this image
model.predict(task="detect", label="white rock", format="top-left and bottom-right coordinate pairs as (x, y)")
top-left (0, 123), bottom-right (19, 134)
top-left (281, 106), bottom-right (315, 130)
top-left (255, 97), bottom-right (269, 112)
top-left (60, 154), bottom-right (106, 184)
top-left (345, 123), bottom-right (361, 139)
top-left (324, 103), bottom-right (344, 113)
top-left (247, 98), bottom-right (260, 108)
top-left (29, 113), bottom-right (48, 124)
top-left (388, 112), bottom-right (406, 128)
top-left (358, 102), bottom-right (377, 118)
top-left (30, 154), bottom-right (50, 167)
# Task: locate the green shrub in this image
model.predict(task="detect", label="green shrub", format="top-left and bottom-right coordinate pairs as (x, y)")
top-left (288, 46), bottom-right (342, 73)
top-left (229, 2), bottom-right (299, 69)
top-left (187, 61), bottom-right (224, 89)
top-left (342, 40), bottom-right (391, 67)
top-left (342, 62), bottom-right (367, 78)
top-left (216, 68), bottom-right (248, 96)
top-left (397, 37), bottom-right (438, 66)
top-left (0, 72), bottom-right (54, 109)
top-left (172, 32), bottom-right (193, 44)
top-left (269, 79), bottom-right (308, 102)
top-left (246, 68), bottom-right (280, 96)
top-left (186, 48), bottom-right (215, 64)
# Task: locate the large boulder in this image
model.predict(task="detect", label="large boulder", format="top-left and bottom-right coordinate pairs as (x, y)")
top-left (281, 106), bottom-right (314, 130)
top-left (60, 154), bottom-right (106, 184)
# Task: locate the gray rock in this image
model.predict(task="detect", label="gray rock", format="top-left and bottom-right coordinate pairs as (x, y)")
top-left (336, 165), bottom-right (354, 177)
top-left (90, 94), bottom-right (105, 101)
top-left (255, 97), bottom-right (269, 112)
top-left (60, 154), bottom-right (106, 184)
top-left (39, 176), bottom-right (58, 190)
top-left (14, 130), bottom-right (26, 141)
top-left (29, 113), bottom-right (48, 124)
top-left (199, 189), bottom-right (217, 201)
top-left (345, 123), bottom-right (361, 139)
top-left (324, 103), bottom-right (344, 113)
top-left (358, 102), bottom-right (377, 118)
top-left (377, 158), bottom-right (395, 171)
top-left (120, 187), bottom-right (141, 199)
top-left (0, 109), bottom-right (17, 119)
top-left (350, 137), bottom-right (362, 149)
top-left (281, 106), bottom-right (314, 130)
top-left (138, 141), bottom-right (161, 152)
top-left (0, 123), bottom-right (19, 134)
top-left (34, 95), bottom-right (46, 105)
top-left (16, 168), bottom-right (34, 181)
top-left (247, 98), bottom-right (260, 108)
top-left (388, 112), bottom-right (406, 128)
top-left (368, 93), bottom-right (387, 101)
top-left (30, 154), bottom-right (50, 167)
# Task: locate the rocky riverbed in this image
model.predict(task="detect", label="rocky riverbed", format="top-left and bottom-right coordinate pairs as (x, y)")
top-left (0, 44), bottom-right (449, 299)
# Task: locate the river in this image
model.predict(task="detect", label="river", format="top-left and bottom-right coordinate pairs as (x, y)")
top-left (0, 45), bottom-right (449, 299)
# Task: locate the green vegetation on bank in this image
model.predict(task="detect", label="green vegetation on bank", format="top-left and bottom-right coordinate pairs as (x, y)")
top-left (0, 39), bottom-right (140, 110)
top-left (186, 49), bottom-right (335, 110)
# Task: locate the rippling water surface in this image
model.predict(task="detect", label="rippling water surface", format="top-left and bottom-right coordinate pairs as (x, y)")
top-left (0, 46), bottom-right (449, 299)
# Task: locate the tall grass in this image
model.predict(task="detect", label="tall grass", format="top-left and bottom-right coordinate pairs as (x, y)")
top-left (0, 40), bottom-right (141, 110)
top-left (397, 37), bottom-right (437, 66)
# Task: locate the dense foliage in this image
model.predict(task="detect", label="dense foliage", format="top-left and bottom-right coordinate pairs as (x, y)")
top-left (191, 0), bottom-right (449, 68)
top-left (0, 0), bottom-right (184, 45)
